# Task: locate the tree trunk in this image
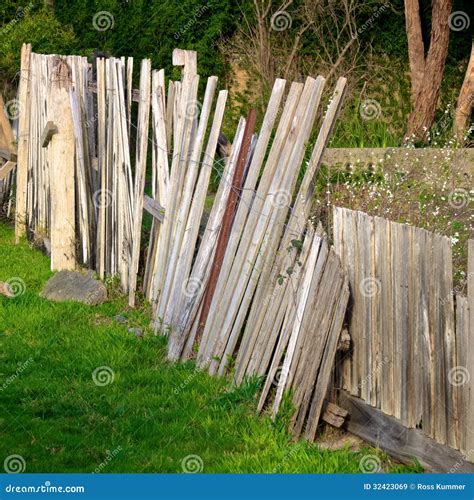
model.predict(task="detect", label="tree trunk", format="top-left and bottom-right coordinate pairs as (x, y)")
top-left (454, 41), bottom-right (474, 141)
top-left (405, 0), bottom-right (426, 104)
top-left (405, 0), bottom-right (452, 141)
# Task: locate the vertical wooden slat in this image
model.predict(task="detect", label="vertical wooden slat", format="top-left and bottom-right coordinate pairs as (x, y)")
top-left (441, 235), bottom-right (457, 448)
top-left (430, 234), bottom-right (448, 444)
top-left (466, 240), bottom-right (474, 454)
top-left (420, 229), bottom-right (434, 438)
top-left (15, 43), bottom-right (32, 242)
top-left (48, 57), bottom-right (76, 270)
top-left (96, 57), bottom-right (107, 278)
top-left (374, 217), bottom-right (393, 415)
top-left (455, 294), bottom-right (468, 452)
top-left (407, 225), bottom-right (422, 427)
top-left (128, 59), bottom-right (151, 306)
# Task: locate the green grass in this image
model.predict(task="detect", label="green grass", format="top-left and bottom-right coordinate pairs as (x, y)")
top-left (0, 221), bottom-right (422, 473)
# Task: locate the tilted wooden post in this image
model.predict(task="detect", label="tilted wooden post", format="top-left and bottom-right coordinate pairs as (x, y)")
top-left (15, 43), bottom-right (31, 242)
top-left (47, 57), bottom-right (76, 271)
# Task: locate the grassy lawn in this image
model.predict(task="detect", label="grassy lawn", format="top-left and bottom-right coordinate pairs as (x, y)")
top-left (0, 221), bottom-right (422, 473)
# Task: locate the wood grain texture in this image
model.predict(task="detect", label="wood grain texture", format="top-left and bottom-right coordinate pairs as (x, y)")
top-left (48, 57), bottom-right (76, 271)
top-left (333, 206), bottom-right (469, 456)
top-left (466, 240), bottom-right (474, 454)
top-left (15, 43), bottom-right (32, 242)
top-left (339, 390), bottom-right (474, 472)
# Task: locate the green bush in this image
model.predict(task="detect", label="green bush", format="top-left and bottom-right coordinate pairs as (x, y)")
top-left (0, 6), bottom-right (77, 94)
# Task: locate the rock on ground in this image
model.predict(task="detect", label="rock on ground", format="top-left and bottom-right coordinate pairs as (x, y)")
top-left (0, 282), bottom-right (13, 297)
top-left (42, 270), bottom-right (107, 305)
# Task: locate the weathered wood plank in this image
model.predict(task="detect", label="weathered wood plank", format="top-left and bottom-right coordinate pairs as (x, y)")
top-left (0, 161), bottom-right (16, 181)
top-left (40, 121), bottom-right (58, 148)
top-left (455, 294), bottom-right (469, 453)
top-left (374, 216), bottom-right (393, 415)
top-left (197, 80), bottom-right (302, 367)
top-left (48, 57), bottom-right (76, 271)
top-left (214, 77), bottom-right (325, 377)
top-left (143, 195), bottom-right (165, 223)
top-left (466, 240), bottom-right (474, 453)
top-left (128, 59), bottom-right (151, 307)
top-left (15, 43), bottom-right (32, 242)
top-left (305, 271), bottom-right (350, 440)
top-left (321, 401), bottom-right (349, 428)
top-left (338, 390), bottom-right (474, 473)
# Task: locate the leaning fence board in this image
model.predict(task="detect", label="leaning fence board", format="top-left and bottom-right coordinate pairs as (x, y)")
top-left (214, 77), bottom-right (325, 376)
top-left (235, 78), bottom-right (347, 386)
top-left (15, 43), bottom-right (32, 242)
top-left (193, 78), bottom-right (286, 366)
top-left (158, 75), bottom-right (217, 320)
top-left (197, 81), bottom-right (305, 367)
top-left (0, 161), bottom-right (16, 181)
top-left (305, 276), bottom-right (349, 440)
top-left (167, 109), bottom-right (242, 361)
top-left (48, 57), bottom-right (76, 271)
top-left (192, 110), bottom-right (256, 348)
top-left (128, 59), bottom-right (151, 307)
top-left (271, 228), bottom-right (324, 416)
top-left (262, 229), bottom-right (349, 440)
top-left (96, 57), bottom-right (107, 278)
top-left (289, 250), bottom-right (343, 438)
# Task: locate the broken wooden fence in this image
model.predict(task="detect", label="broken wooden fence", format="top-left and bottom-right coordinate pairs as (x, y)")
top-left (7, 43), bottom-right (473, 470)
top-left (11, 44), bottom-right (350, 442)
top-left (333, 206), bottom-right (473, 462)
